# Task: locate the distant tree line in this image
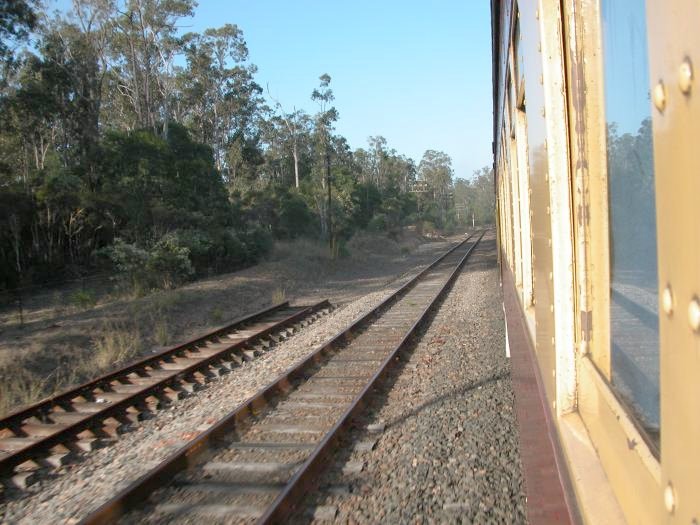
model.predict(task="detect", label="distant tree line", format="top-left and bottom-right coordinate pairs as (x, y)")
top-left (0, 0), bottom-right (494, 293)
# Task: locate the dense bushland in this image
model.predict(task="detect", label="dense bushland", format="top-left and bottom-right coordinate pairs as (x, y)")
top-left (0, 0), bottom-right (495, 294)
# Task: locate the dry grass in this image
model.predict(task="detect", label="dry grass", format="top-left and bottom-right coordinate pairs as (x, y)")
top-left (271, 287), bottom-right (286, 304)
top-left (270, 238), bottom-right (332, 263)
top-left (0, 365), bottom-right (52, 417)
top-left (346, 231), bottom-right (400, 256)
top-left (91, 321), bottom-right (141, 370)
top-left (0, 230), bottom-right (434, 418)
top-left (209, 307), bottom-right (224, 324)
top-left (153, 315), bottom-right (170, 346)
top-left (0, 320), bottom-right (144, 417)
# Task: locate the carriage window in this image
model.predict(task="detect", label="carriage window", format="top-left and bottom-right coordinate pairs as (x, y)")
top-left (601, 0), bottom-right (659, 448)
top-left (510, 5), bottom-right (533, 307)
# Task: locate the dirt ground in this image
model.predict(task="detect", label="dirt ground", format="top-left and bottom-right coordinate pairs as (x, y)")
top-left (0, 230), bottom-right (463, 417)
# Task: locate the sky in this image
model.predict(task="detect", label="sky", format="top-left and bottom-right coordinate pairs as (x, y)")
top-left (600, 0), bottom-right (652, 134)
top-left (53, 0), bottom-right (495, 180)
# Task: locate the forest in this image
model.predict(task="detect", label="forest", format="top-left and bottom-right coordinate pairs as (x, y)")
top-left (0, 0), bottom-right (495, 294)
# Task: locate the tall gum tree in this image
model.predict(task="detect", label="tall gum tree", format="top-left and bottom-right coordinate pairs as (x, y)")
top-left (310, 73), bottom-right (337, 241)
top-left (111, 0), bottom-right (194, 134)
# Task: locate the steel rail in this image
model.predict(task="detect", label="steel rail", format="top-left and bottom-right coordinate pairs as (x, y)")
top-left (0, 300), bottom-right (331, 478)
top-left (1, 302), bottom-right (291, 431)
top-left (80, 232), bottom-right (483, 525)
top-left (260, 230), bottom-right (485, 523)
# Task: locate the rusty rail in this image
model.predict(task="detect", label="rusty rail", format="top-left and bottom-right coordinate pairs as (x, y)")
top-left (0, 299), bottom-right (331, 480)
top-left (81, 232), bottom-right (484, 524)
top-left (260, 231), bottom-right (484, 523)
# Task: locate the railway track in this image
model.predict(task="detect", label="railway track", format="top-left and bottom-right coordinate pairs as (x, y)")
top-left (0, 300), bottom-right (332, 488)
top-left (83, 231), bottom-right (485, 524)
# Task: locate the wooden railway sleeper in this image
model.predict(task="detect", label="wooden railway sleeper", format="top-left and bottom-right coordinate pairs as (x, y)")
top-left (0, 300), bottom-right (332, 485)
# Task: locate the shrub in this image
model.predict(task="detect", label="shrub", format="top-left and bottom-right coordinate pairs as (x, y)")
top-left (148, 234), bottom-right (194, 289)
top-left (421, 221), bottom-right (439, 237)
top-left (367, 214), bottom-right (388, 232)
top-left (103, 239), bottom-right (150, 292)
top-left (70, 289), bottom-right (96, 310)
top-left (276, 190), bottom-right (316, 238)
top-left (218, 230), bottom-right (248, 269)
top-left (210, 307), bottom-right (224, 324)
top-left (104, 236), bottom-right (193, 293)
top-left (241, 226), bottom-right (274, 261)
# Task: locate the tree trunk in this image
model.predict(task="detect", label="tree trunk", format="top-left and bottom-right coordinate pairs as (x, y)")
top-left (325, 147), bottom-right (332, 250)
top-left (9, 214), bottom-right (22, 276)
top-left (293, 140), bottom-right (300, 189)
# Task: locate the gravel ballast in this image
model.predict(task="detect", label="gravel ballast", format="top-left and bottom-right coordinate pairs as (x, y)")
top-left (0, 241), bottom-right (454, 525)
top-left (299, 232), bottom-right (527, 523)
top-left (0, 233), bottom-right (526, 524)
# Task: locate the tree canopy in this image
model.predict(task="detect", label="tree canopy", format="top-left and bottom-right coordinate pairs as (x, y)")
top-left (0, 0), bottom-right (495, 292)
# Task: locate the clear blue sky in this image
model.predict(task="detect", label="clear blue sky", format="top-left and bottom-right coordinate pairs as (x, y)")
top-left (600, 0), bottom-right (652, 134)
top-left (53, 0), bottom-right (494, 179)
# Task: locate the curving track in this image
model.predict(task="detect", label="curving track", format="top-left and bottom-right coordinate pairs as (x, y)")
top-left (83, 231), bottom-right (485, 524)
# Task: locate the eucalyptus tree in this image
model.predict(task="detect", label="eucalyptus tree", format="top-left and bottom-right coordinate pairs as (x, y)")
top-left (39, 0), bottom-right (116, 189)
top-left (0, 0), bottom-right (36, 79)
top-left (418, 149), bottom-right (454, 226)
top-left (310, 73), bottom-right (337, 242)
top-left (367, 135), bottom-right (388, 190)
top-left (267, 88), bottom-right (310, 189)
top-left (260, 109), bottom-right (312, 188)
top-left (110, 0), bottom-right (194, 134)
top-left (178, 24), bottom-right (263, 187)
top-left (469, 166), bottom-right (495, 224)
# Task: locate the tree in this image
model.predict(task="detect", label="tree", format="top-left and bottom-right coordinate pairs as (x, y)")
top-left (418, 150), bottom-right (454, 226)
top-left (452, 166), bottom-right (495, 227)
top-left (0, 2), bottom-right (477, 294)
top-left (267, 88), bottom-right (309, 189)
top-left (39, 6), bottom-right (114, 189)
top-left (0, 0), bottom-right (36, 77)
top-left (111, 0), bottom-right (195, 133)
top-left (310, 73), bottom-right (338, 244)
top-left (178, 24), bottom-right (263, 180)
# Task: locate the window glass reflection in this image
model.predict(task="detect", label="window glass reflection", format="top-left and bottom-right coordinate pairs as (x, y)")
top-left (601, 0), bottom-right (659, 447)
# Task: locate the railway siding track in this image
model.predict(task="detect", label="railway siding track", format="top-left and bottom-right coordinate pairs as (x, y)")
top-left (0, 300), bottom-right (333, 488)
top-left (84, 231), bottom-right (484, 525)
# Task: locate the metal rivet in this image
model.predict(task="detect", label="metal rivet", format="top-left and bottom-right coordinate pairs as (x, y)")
top-left (664, 483), bottom-right (676, 514)
top-left (550, 304), bottom-right (554, 313)
top-left (653, 81), bottom-right (667, 112)
top-left (536, 8), bottom-right (539, 19)
top-left (679, 57), bottom-right (693, 94)
top-left (540, 107), bottom-right (546, 117)
top-left (549, 271), bottom-right (553, 281)
top-left (662, 285), bottom-right (674, 316)
top-left (539, 74), bottom-right (543, 85)
top-left (689, 297), bottom-right (700, 332)
top-left (537, 42), bottom-right (541, 52)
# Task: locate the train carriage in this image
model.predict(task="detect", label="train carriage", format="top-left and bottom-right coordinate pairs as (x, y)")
top-left (492, 0), bottom-right (700, 523)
